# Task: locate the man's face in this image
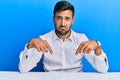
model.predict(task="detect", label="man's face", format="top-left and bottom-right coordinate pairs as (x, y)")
top-left (53, 10), bottom-right (74, 35)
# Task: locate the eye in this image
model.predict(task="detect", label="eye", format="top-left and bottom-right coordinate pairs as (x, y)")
top-left (65, 17), bottom-right (71, 21)
top-left (55, 16), bottom-right (62, 21)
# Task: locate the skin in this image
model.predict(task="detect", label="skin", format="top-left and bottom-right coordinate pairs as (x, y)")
top-left (27, 10), bottom-right (102, 56)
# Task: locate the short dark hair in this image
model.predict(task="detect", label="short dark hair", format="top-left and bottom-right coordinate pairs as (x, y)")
top-left (53, 1), bottom-right (74, 16)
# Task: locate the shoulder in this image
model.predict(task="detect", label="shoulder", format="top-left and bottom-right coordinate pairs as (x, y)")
top-left (72, 30), bottom-right (89, 41)
top-left (39, 30), bottom-right (55, 39)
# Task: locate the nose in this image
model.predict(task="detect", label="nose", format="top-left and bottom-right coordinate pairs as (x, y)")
top-left (61, 19), bottom-right (65, 26)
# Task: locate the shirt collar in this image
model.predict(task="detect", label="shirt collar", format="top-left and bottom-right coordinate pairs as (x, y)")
top-left (52, 30), bottom-right (74, 42)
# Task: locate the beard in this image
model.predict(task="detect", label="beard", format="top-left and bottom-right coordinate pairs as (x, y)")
top-left (55, 26), bottom-right (71, 35)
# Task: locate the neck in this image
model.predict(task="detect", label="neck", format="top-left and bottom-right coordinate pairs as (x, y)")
top-left (55, 30), bottom-right (71, 41)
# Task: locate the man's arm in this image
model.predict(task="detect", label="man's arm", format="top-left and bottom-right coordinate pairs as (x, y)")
top-left (75, 40), bottom-right (109, 73)
top-left (19, 38), bottom-right (53, 73)
top-left (84, 51), bottom-right (109, 73)
top-left (19, 45), bottom-right (43, 73)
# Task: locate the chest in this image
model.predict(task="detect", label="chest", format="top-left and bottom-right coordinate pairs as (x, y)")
top-left (43, 40), bottom-right (83, 64)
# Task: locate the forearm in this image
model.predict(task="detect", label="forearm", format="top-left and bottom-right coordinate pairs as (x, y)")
top-left (94, 53), bottom-right (109, 73)
top-left (19, 46), bottom-right (43, 73)
top-left (85, 51), bottom-right (109, 73)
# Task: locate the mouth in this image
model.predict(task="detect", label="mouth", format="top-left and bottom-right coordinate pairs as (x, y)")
top-left (60, 27), bottom-right (66, 30)
top-left (60, 26), bottom-right (66, 29)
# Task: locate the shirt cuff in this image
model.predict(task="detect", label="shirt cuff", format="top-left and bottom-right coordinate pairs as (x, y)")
top-left (94, 51), bottom-right (108, 64)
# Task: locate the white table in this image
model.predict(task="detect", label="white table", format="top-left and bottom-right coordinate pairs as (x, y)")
top-left (0, 71), bottom-right (120, 80)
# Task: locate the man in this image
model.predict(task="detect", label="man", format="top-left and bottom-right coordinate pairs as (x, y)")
top-left (19, 0), bottom-right (109, 73)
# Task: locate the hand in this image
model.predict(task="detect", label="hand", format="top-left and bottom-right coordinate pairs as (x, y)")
top-left (75, 41), bottom-right (102, 56)
top-left (27, 38), bottom-right (53, 54)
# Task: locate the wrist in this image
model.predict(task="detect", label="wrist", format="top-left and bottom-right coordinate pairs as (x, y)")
top-left (94, 46), bottom-right (102, 56)
top-left (94, 40), bottom-right (102, 56)
top-left (95, 40), bottom-right (101, 47)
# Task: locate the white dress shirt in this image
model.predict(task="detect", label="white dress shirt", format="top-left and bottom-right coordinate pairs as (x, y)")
top-left (19, 30), bottom-right (109, 73)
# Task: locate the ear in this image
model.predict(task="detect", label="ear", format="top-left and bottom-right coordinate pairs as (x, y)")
top-left (53, 16), bottom-right (55, 22)
top-left (72, 17), bottom-right (74, 24)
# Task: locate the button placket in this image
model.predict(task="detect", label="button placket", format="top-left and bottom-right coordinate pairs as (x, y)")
top-left (61, 41), bottom-right (66, 69)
